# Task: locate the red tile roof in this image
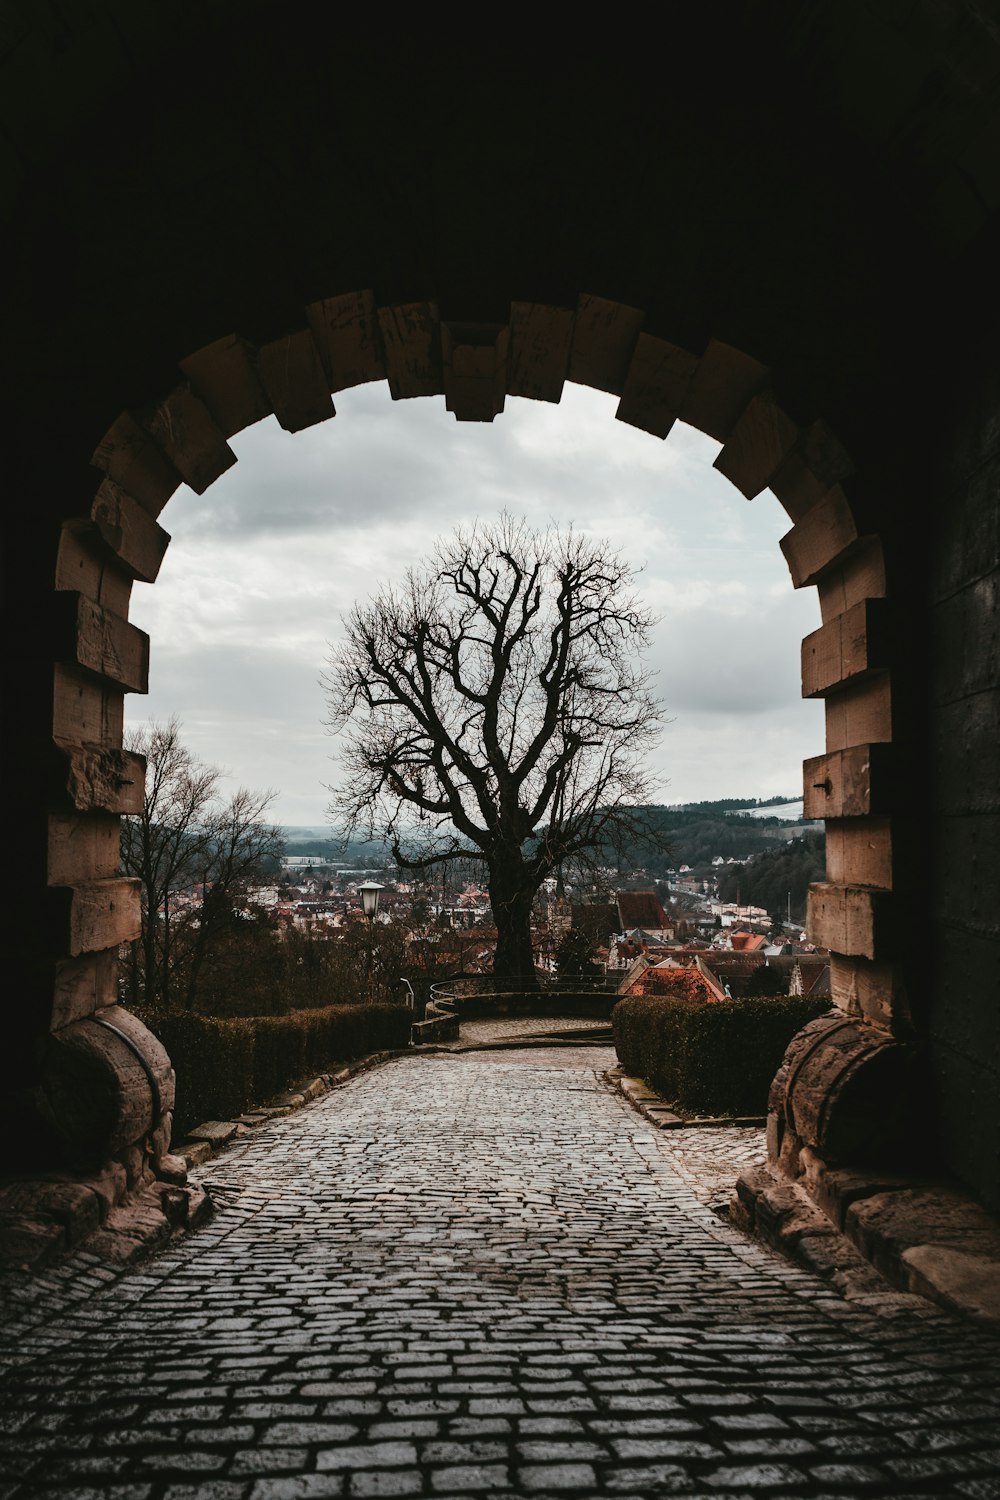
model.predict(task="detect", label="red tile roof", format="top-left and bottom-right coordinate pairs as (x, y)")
top-left (624, 964), bottom-right (719, 1004)
top-left (729, 930), bottom-right (767, 952)
top-left (617, 891), bottom-right (668, 930)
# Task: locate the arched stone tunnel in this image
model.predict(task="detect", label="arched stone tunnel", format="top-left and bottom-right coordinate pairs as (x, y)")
top-left (2, 2), bottom-right (999, 1231)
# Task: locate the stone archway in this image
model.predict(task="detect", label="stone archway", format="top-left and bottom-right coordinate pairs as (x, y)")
top-left (41, 289), bottom-right (904, 1212)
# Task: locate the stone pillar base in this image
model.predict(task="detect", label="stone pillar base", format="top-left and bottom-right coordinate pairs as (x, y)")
top-left (767, 1011), bottom-right (926, 1177)
top-left (32, 1006), bottom-right (175, 1181)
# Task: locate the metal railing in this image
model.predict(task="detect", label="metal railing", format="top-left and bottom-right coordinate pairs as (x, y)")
top-left (429, 972), bottom-right (622, 1007)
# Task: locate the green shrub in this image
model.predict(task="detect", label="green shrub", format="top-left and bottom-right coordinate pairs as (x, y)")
top-left (612, 993), bottom-right (833, 1117)
top-left (612, 994), bottom-right (701, 1100)
top-left (251, 1013), bottom-right (309, 1100)
top-left (150, 1003), bottom-right (411, 1136)
top-left (152, 1012), bottom-right (257, 1133)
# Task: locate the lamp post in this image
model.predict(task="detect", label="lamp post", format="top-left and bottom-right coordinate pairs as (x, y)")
top-left (357, 882), bottom-right (385, 1003)
top-left (357, 881), bottom-right (385, 923)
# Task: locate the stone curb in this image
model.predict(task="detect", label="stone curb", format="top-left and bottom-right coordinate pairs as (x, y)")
top-left (0, 1049), bottom-right (408, 1275)
top-left (611, 1070), bottom-right (1000, 1327)
top-left (733, 1160), bottom-right (1000, 1329)
top-left (422, 1034), bottom-right (615, 1055)
top-left (411, 1011), bottom-right (460, 1044)
top-left (613, 1070), bottom-right (765, 1130)
top-left (176, 1047), bottom-right (409, 1170)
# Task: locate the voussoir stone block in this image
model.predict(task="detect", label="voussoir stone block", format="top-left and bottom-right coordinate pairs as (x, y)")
top-left (802, 598), bottom-right (891, 699)
top-left (180, 334), bottom-right (273, 437)
top-left (441, 321), bottom-right (509, 422)
top-left (713, 391), bottom-right (799, 498)
top-left (780, 486), bottom-right (862, 588)
top-left (678, 339), bottom-right (769, 441)
top-left (568, 294), bottom-right (643, 394)
top-left (306, 289), bottom-right (386, 392)
top-left (378, 302), bottom-right (443, 399)
top-left (91, 411), bottom-right (182, 518)
top-left (56, 739), bottom-right (145, 816)
top-left (142, 384), bottom-right (237, 494)
top-left (91, 480), bottom-right (171, 583)
top-left (507, 302), bottom-right (573, 402)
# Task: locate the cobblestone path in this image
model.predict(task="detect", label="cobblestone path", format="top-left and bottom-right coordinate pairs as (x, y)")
top-left (454, 1019), bottom-right (612, 1043)
top-left (3, 1047), bottom-right (1000, 1499)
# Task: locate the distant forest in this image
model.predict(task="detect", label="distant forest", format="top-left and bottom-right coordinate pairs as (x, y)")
top-left (716, 833), bottom-right (825, 923)
top-left (283, 799), bottom-right (821, 888)
top-left (617, 799), bottom-right (819, 874)
top-left (282, 835), bottom-right (387, 865)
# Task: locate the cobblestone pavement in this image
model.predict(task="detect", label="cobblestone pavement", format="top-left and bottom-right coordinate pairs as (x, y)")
top-left (646, 1127), bottom-right (766, 1219)
top-left (3, 1046), bottom-right (1000, 1499)
top-left (456, 1019), bottom-right (612, 1041)
top-left (453, 1020), bottom-right (763, 1216)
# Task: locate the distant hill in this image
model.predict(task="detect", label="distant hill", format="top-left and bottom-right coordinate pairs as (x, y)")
top-left (717, 831), bottom-right (825, 923)
top-left (617, 801), bottom-right (820, 875)
top-left (729, 799), bottom-right (805, 822)
top-left (281, 798), bottom-right (820, 876)
top-left (280, 827), bottom-right (389, 863)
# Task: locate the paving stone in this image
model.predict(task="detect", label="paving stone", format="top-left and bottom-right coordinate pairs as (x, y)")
top-left (518, 1459), bottom-right (598, 1488)
top-left (427, 1463), bottom-right (509, 1491)
top-left (723, 1438), bottom-right (818, 1457)
top-left (164, 1485), bottom-right (249, 1500)
top-left (138, 1450), bottom-right (230, 1471)
top-left (808, 1462), bottom-right (886, 1484)
top-left (248, 1480), bottom-right (344, 1499)
top-left (315, 1443), bottom-right (418, 1471)
top-left (604, 1464), bottom-right (689, 1492)
top-left (611, 1437), bottom-right (721, 1459)
top-left (13, 1489), bottom-right (154, 1500)
top-left (348, 1473), bottom-right (423, 1497)
top-left (188, 1121), bottom-right (241, 1145)
top-left (229, 1449), bottom-right (311, 1475)
top-left (703, 1462), bottom-right (807, 1487)
top-left (2, 1044), bottom-right (1000, 1498)
top-left (262, 1423), bottom-right (360, 1446)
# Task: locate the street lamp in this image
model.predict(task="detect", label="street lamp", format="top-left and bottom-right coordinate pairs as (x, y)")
top-left (357, 882), bottom-right (385, 922)
top-left (356, 882), bottom-right (385, 1003)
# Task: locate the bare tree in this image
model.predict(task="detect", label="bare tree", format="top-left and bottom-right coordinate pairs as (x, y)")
top-left (180, 784), bottom-right (287, 1011)
top-left (324, 516), bottom-right (663, 982)
top-left (120, 717), bottom-right (284, 1011)
top-left (120, 718), bottom-right (219, 1010)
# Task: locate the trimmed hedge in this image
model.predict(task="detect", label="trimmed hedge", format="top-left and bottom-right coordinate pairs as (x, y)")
top-left (612, 993), bottom-right (834, 1117)
top-left (149, 1004), bottom-right (412, 1137)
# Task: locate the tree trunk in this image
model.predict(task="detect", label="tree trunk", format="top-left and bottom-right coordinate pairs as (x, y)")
top-left (161, 888), bottom-right (171, 1008)
top-left (128, 938), bottom-right (141, 1007)
top-left (489, 863), bottom-right (539, 987)
top-left (142, 899), bottom-right (160, 1008)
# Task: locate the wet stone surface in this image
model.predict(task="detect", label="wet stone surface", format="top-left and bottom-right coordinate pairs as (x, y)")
top-left (3, 1045), bottom-right (1000, 1498)
top-left (454, 1018), bottom-right (613, 1042)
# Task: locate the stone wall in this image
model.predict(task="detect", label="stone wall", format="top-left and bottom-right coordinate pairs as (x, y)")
top-left (928, 346), bottom-right (1000, 1213)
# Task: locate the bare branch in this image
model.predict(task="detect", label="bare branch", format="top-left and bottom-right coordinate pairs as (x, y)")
top-left (323, 514), bottom-right (664, 979)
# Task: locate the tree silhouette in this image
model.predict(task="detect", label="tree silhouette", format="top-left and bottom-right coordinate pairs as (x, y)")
top-left (325, 516), bottom-right (663, 981)
top-left (120, 718), bottom-right (283, 1011)
top-left (555, 927), bottom-right (603, 981)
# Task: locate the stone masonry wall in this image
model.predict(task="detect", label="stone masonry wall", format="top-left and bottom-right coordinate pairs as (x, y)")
top-left (928, 349), bottom-right (1000, 1213)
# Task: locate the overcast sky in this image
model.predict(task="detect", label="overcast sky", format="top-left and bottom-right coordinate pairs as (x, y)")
top-left (126, 383), bottom-right (823, 829)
